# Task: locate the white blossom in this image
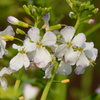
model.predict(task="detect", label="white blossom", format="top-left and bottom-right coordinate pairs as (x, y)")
top-left (10, 41), bottom-right (36, 71)
top-left (23, 84), bottom-right (39, 100)
top-left (27, 27), bottom-right (56, 68)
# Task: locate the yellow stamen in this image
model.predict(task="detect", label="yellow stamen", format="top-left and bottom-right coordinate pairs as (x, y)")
top-left (42, 24), bottom-right (47, 29)
top-left (19, 49), bottom-right (26, 54)
top-left (78, 48), bottom-right (83, 52)
top-left (56, 35), bottom-right (62, 40)
top-left (66, 42), bottom-right (72, 47)
top-left (61, 79), bottom-right (70, 84)
top-left (36, 42), bottom-right (42, 47)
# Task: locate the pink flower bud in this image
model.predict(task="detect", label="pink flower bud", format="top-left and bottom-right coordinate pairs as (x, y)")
top-left (88, 19), bottom-right (95, 24)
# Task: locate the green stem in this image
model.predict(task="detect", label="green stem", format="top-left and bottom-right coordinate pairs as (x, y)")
top-left (14, 67), bottom-right (24, 95)
top-left (85, 23), bottom-right (100, 36)
top-left (40, 62), bottom-right (59, 100)
top-left (14, 38), bottom-right (24, 43)
top-left (74, 14), bottom-right (81, 30)
top-left (54, 75), bottom-right (68, 100)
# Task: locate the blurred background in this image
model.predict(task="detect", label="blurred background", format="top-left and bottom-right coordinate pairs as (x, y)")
top-left (0, 0), bottom-right (100, 100)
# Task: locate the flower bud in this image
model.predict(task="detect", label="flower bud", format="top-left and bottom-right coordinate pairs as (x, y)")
top-left (92, 8), bottom-right (99, 14)
top-left (88, 19), bottom-right (95, 24)
top-left (7, 16), bottom-right (19, 25)
top-left (69, 11), bottom-right (77, 19)
top-left (0, 36), bottom-right (14, 41)
top-left (47, 24), bottom-right (62, 31)
top-left (23, 5), bottom-right (31, 15)
top-left (16, 28), bottom-right (26, 35)
top-left (18, 21), bottom-right (29, 28)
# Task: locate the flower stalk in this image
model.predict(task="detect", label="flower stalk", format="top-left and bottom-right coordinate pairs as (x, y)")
top-left (14, 67), bottom-right (24, 95)
top-left (40, 62), bottom-right (59, 100)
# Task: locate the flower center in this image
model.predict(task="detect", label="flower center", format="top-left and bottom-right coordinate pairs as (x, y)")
top-left (19, 49), bottom-right (26, 54)
top-left (77, 48), bottom-right (83, 52)
top-left (36, 42), bottom-right (42, 47)
top-left (66, 42), bottom-right (72, 47)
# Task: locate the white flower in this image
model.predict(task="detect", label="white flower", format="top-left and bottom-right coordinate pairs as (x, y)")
top-left (23, 84), bottom-right (39, 100)
top-left (0, 67), bottom-right (13, 91)
top-left (66, 42), bottom-right (98, 74)
top-left (55, 26), bottom-right (86, 61)
top-left (27, 27), bottom-right (56, 68)
top-left (10, 41), bottom-right (36, 71)
top-left (43, 56), bottom-right (72, 78)
top-left (0, 26), bottom-right (15, 58)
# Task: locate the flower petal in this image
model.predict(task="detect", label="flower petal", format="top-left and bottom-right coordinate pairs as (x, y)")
top-left (43, 64), bottom-right (54, 78)
top-left (74, 66), bottom-right (85, 75)
top-left (76, 53), bottom-right (89, 68)
top-left (60, 26), bottom-right (75, 42)
top-left (24, 41), bottom-right (36, 52)
top-left (0, 39), bottom-right (8, 58)
top-left (66, 51), bottom-right (81, 65)
top-left (0, 77), bottom-right (7, 91)
top-left (56, 60), bottom-right (72, 75)
top-left (0, 26), bottom-right (15, 36)
top-left (84, 42), bottom-right (94, 50)
top-left (72, 33), bottom-right (86, 47)
top-left (34, 47), bottom-right (51, 68)
top-left (10, 53), bottom-right (25, 71)
top-left (55, 44), bottom-right (67, 58)
top-left (42, 31), bottom-right (56, 46)
top-left (0, 67), bottom-right (13, 77)
top-left (28, 27), bottom-right (40, 42)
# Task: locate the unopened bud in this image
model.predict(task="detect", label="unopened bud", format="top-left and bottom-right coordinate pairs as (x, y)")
top-left (69, 11), bottom-right (77, 19)
top-left (88, 19), bottom-right (95, 24)
top-left (0, 36), bottom-right (14, 41)
top-left (92, 8), bottom-right (99, 14)
top-left (18, 21), bottom-right (29, 28)
top-left (23, 5), bottom-right (31, 15)
top-left (7, 16), bottom-right (19, 25)
top-left (47, 24), bottom-right (62, 31)
top-left (16, 28), bottom-right (26, 35)
top-left (61, 79), bottom-right (70, 84)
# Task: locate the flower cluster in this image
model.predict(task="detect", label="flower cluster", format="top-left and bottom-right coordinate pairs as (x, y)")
top-left (0, 8), bottom-right (98, 93)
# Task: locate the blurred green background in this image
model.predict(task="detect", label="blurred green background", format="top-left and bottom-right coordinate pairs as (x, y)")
top-left (0, 0), bottom-right (100, 100)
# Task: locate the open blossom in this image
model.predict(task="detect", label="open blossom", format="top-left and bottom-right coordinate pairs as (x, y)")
top-left (10, 41), bottom-right (36, 71)
top-left (0, 67), bottom-right (13, 91)
top-left (55, 26), bottom-right (86, 61)
top-left (0, 26), bottom-right (15, 58)
top-left (66, 42), bottom-right (98, 75)
top-left (27, 27), bottom-right (56, 68)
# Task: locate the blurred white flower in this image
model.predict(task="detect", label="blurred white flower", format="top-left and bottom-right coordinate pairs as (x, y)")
top-left (0, 26), bottom-right (15, 58)
top-left (23, 84), bottom-right (39, 100)
top-left (0, 67), bottom-right (13, 91)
